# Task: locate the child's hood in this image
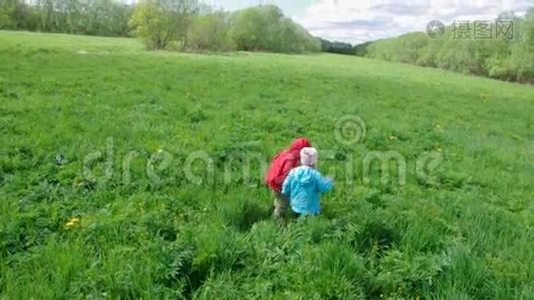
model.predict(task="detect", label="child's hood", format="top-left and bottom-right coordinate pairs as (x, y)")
top-left (290, 138), bottom-right (311, 152)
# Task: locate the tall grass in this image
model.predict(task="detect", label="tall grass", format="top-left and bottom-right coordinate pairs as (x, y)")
top-left (0, 31), bottom-right (533, 298)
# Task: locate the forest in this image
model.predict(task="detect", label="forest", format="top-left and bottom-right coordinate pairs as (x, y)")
top-left (0, 0), bottom-right (320, 53)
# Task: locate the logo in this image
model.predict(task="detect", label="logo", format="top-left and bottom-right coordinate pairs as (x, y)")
top-left (427, 20), bottom-right (445, 39)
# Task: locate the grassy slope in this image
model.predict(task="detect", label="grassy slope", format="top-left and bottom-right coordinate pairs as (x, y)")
top-left (0, 31), bottom-right (533, 299)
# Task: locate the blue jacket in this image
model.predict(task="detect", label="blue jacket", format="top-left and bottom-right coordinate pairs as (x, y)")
top-left (281, 166), bottom-right (333, 215)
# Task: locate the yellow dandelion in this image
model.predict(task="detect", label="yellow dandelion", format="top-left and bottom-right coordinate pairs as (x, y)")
top-left (64, 217), bottom-right (81, 229)
top-left (389, 135), bottom-right (398, 140)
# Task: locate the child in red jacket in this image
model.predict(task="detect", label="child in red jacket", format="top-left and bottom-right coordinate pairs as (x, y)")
top-left (265, 138), bottom-right (312, 219)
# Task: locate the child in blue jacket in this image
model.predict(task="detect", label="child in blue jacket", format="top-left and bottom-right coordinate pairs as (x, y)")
top-left (281, 147), bottom-right (333, 216)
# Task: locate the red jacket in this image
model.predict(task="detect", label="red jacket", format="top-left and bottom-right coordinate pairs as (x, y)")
top-left (265, 138), bottom-right (312, 193)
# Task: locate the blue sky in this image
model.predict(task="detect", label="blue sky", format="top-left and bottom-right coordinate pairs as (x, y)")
top-left (201, 0), bottom-right (533, 44)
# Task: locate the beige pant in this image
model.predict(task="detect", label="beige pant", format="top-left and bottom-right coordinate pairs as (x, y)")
top-left (273, 192), bottom-right (289, 219)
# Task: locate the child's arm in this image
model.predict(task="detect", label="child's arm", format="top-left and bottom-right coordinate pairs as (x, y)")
top-left (316, 172), bottom-right (334, 193)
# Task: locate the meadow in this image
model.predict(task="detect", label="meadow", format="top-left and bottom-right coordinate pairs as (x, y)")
top-left (0, 30), bottom-right (533, 299)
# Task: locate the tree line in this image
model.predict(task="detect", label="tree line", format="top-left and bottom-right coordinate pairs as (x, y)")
top-left (130, 1), bottom-right (320, 52)
top-left (1, 1), bottom-right (531, 82)
top-left (0, 0), bottom-right (133, 36)
top-left (362, 10), bottom-right (534, 83)
top-left (0, 0), bottom-right (320, 53)
top-left (315, 9), bottom-right (534, 83)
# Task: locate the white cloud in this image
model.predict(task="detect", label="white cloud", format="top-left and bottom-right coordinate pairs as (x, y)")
top-left (293, 0), bottom-right (532, 44)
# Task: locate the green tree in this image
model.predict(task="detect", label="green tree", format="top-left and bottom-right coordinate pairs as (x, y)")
top-left (129, 0), bottom-right (198, 50)
top-left (274, 17), bottom-right (320, 52)
top-left (188, 11), bottom-right (235, 51)
top-left (231, 5), bottom-right (283, 51)
top-left (0, 0), bottom-right (31, 30)
top-left (526, 7), bottom-right (534, 46)
top-left (129, 0), bottom-right (175, 50)
top-left (230, 5), bottom-right (319, 53)
top-left (0, 9), bottom-right (14, 29)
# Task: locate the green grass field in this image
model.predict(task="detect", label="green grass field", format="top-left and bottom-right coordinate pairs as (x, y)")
top-left (0, 30), bottom-right (533, 299)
